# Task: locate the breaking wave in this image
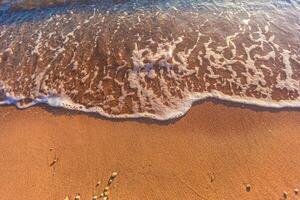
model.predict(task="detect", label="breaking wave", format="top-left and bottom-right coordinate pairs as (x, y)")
top-left (0, 0), bottom-right (300, 120)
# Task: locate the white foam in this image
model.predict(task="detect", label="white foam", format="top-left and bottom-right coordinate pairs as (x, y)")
top-left (1, 89), bottom-right (300, 121)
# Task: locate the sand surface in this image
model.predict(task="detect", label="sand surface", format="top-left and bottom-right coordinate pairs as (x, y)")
top-left (0, 102), bottom-right (300, 200)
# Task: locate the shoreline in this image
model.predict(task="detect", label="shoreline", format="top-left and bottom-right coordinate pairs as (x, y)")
top-left (2, 96), bottom-right (300, 124)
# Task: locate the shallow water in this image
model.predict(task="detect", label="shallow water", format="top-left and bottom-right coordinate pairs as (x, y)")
top-left (0, 0), bottom-right (299, 120)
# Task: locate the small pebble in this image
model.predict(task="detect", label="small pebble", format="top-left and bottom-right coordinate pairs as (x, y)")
top-left (75, 193), bottom-right (81, 200)
top-left (111, 172), bottom-right (118, 178)
top-left (283, 191), bottom-right (288, 199)
top-left (103, 191), bottom-right (109, 196)
top-left (91, 195), bottom-right (97, 200)
top-left (294, 188), bottom-right (299, 195)
top-left (104, 186), bottom-right (109, 192)
top-left (95, 181), bottom-right (100, 187)
top-left (245, 184), bottom-right (251, 192)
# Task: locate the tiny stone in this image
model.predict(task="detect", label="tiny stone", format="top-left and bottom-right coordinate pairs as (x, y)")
top-left (75, 193), bottom-right (81, 200)
top-left (95, 181), bottom-right (100, 187)
top-left (245, 184), bottom-right (251, 192)
top-left (283, 191), bottom-right (288, 199)
top-left (111, 172), bottom-right (118, 178)
top-left (92, 195), bottom-right (97, 200)
top-left (104, 186), bottom-right (109, 191)
top-left (294, 188), bottom-right (299, 195)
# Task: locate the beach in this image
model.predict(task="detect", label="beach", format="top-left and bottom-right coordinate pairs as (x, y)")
top-left (0, 103), bottom-right (300, 200)
top-left (1, 0), bottom-right (300, 120)
top-left (0, 1), bottom-right (300, 199)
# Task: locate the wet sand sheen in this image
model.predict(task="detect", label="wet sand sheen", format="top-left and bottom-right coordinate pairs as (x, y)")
top-left (0, 103), bottom-right (300, 200)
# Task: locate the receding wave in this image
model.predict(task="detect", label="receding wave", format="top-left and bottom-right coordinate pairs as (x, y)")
top-left (0, 0), bottom-right (299, 120)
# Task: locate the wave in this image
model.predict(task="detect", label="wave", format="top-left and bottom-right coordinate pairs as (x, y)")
top-left (0, 0), bottom-right (299, 120)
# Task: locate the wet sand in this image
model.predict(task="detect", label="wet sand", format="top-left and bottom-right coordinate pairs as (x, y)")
top-left (0, 103), bottom-right (300, 200)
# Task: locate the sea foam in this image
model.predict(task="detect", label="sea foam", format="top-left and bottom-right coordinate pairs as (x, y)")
top-left (0, 0), bottom-right (299, 120)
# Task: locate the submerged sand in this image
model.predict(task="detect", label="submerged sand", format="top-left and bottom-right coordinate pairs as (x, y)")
top-left (1, 1), bottom-right (300, 120)
top-left (0, 103), bottom-right (300, 200)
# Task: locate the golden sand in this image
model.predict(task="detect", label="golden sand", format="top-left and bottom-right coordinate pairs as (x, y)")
top-left (0, 102), bottom-right (300, 199)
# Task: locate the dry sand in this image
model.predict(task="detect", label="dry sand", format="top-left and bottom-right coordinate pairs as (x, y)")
top-left (0, 102), bottom-right (300, 200)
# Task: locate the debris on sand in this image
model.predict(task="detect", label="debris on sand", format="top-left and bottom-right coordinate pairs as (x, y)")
top-left (65, 171), bottom-right (118, 200)
top-left (111, 172), bottom-right (118, 178)
top-left (294, 188), bottom-right (299, 195)
top-left (49, 158), bottom-right (58, 167)
top-left (49, 151), bottom-right (59, 175)
top-left (95, 181), bottom-right (101, 188)
top-left (104, 186), bottom-right (109, 192)
top-left (283, 191), bottom-right (288, 199)
top-left (208, 172), bottom-right (215, 183)
top-left (100, 172), bottom-right (119, 199)
top-left (245, 184), bottom-right (251, 192)
top-left (74, 193), bottom-right (80, 200)
top-left (108, 172), bottom-right (118, 186)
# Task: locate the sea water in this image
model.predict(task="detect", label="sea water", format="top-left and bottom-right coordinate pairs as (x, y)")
top-left (0, 0), bottom-right (299, 120)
